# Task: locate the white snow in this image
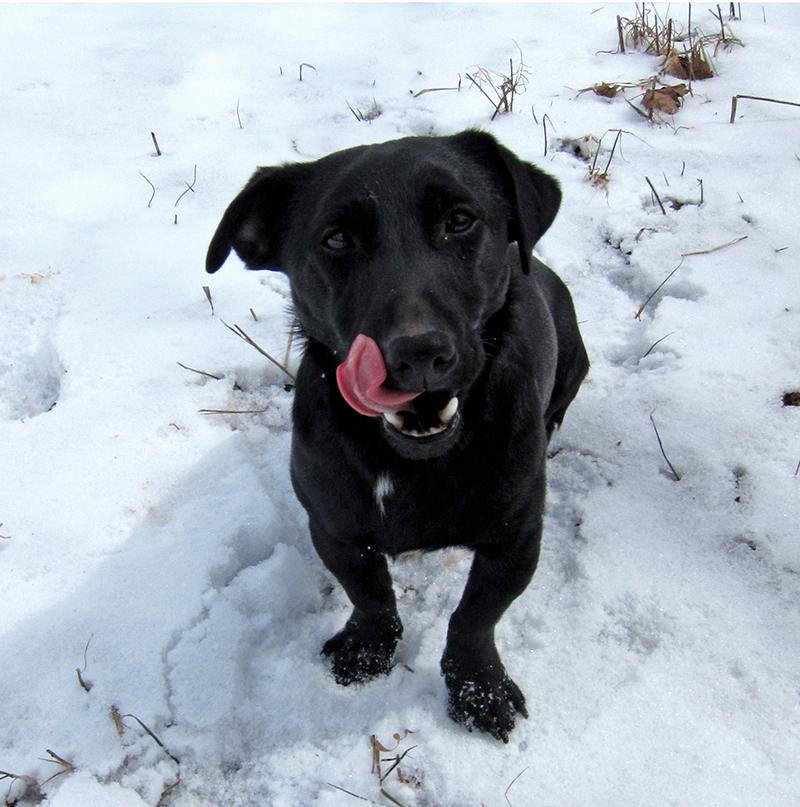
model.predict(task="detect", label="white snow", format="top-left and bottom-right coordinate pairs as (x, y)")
top-left (1, 3), bottom-right (799, 805)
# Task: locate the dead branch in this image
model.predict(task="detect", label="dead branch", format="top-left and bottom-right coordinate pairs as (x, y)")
top-left (299, 63), bottom-right (317, 81)
top-left (199, 407), bottom-right (270, 415)
top-left (635, 235), bottom-right (747, 319)
top-left (122, 714), bottom-right (179, 765)
top-left (645, 176), bottom-right (667, 214)
top-left (221, 320), bottom-right (296, 382)
top-left (682, 235), bottom-right (748, 256)
top-left (650, 409), bottom-right (681, 481)
top-left (642, 332), bottom-right (675, 359)
top-left (174, 165), bottom-right (197, 207)
top-left (379, 745), bottom-right (417, 785)
top-left (412, 81), bottom-right (461, 97)
top-left (40, 750), bottom-right (75, 786)
top-left (326, 782), bottom-right (375, 802)
top-left (505, 766), bottom-right (530, 806)
top-left (177, 362), bottom-right (222, 380)
top-left (139, 171), bottom-right (156, 207)
top-left (730, 94), bottom-right (800, 123)
top-left (203, 285), bottom-right (214, 315)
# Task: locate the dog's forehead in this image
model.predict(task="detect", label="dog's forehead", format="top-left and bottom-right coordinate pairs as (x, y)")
top-left (311, 138), bottom-right (494, 209)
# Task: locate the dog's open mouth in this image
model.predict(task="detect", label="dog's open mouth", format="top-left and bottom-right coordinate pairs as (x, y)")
top-left (382, 392), bottom-right (459, 439)
top-left (337, 334), bottom-right (463, 457)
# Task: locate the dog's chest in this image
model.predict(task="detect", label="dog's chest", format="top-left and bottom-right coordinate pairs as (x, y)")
top-left (366, 460), bottom-right (517, 554)
top-left (374, 473), bottom-right (395, 517)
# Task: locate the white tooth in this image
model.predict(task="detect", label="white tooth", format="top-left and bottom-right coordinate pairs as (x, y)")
top-left (383, 412), bottom-right (404, 431)
top-left (438, 397), bottom-right (459, 425)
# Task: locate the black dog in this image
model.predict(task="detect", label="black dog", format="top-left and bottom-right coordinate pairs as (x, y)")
top-left (206, 131), bottom-right (588, 742)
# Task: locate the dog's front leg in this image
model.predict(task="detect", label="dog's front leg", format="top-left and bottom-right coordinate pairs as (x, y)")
top-left (440, 531), bottom-right (542, 742)
top-left (309, 521), bottom-right (403, 686)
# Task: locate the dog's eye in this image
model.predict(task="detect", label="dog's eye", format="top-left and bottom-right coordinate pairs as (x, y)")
top-left (444, 209), bottom-right (476, 235)
top-left (322, 230), bottom-right (353, 252)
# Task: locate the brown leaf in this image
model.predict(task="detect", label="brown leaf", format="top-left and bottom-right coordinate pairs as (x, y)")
top-left (690, 56), bottom-right (714, 80)
top-left (642, 84), bottom-right (689, 115)
top-left (663, 51), bottom-right (713, 80)
top-left (662, 52), bottom-right (687, 79)
top-left (593, 82), bottom-right (621, 98)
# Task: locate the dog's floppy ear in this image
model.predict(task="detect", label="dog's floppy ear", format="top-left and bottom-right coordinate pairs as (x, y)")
top-left (450, 130), bottom-right (561, 275)
top-left (206, 164), bottom-right (306, 274)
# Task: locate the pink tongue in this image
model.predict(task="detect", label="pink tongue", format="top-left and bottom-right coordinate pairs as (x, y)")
top-left (336, 334), bottom-right (421, 417)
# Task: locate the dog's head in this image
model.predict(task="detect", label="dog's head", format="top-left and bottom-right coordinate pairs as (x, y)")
top-left (206, 131), bottom-right (560, 459)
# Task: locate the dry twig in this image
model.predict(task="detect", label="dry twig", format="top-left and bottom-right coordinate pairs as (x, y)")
top-left (177, 362), bottom-right (222, 380)
top-left (40, 750), bottom-right (75, 786)
top-left (650, 408), bottom-right (681, 481)
top-left (412, 77), bottom-right (462, 97)
top-left (299, 62), bottom-right (317, 81)
top-left (122, 713), bottom-right (180, 765)
top-left (111, 706), bottom-right (126, 737)
top-left (645, 176), bottom-right (667, 214)
top-left (199, 407), bottom-right (270, 415)
top-left (75, 634), bottom-right (94, 693)
top-left (730, 94), bottom-right (800, 123)
top-left (635, 236), bottom-right (748, 319)
top-left (347, 98), bottom-right (382, 122)
top-left (466, 44), bottom-right (528, 120)
top-left (642, 332), bottom-right (675, 359)
top-left (326, 782), bottom-right (375, 802)
top-left (139, 171), bottom-right (156, 207)
top-left (174, 165), bottom-right (197, 207)
top-left (221, 321), bottom-right (296, 382)
top-left (203, 285), bottom-right (214, 315)
top-left (504, 766), bottom-right (530, 806)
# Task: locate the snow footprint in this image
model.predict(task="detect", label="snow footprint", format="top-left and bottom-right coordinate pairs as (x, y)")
top-left (599, 223), bottom-right (706, 316)
top-left (0, 270), bottom-right (65, 420)
top-left (546, 446), bottom-right (616, 589)
top-left (599, 593), bottom-right (675, 657)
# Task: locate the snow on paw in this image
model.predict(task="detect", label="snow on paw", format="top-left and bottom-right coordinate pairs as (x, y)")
top-left (441, 655), bottom-right (528, 743)
top-left (322, 611), bottom-right (402, 686)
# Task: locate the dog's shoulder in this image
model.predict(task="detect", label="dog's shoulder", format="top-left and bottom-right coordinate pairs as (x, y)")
top-left (522, 257), bottom-right (589, 433)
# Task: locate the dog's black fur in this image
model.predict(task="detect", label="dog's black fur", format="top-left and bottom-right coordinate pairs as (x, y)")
top-left (206, 131), bottom-right (589, 742)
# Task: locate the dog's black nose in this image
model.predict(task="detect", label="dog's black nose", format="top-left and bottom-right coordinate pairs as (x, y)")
top-left (384, 331), bottom-right (456, 390)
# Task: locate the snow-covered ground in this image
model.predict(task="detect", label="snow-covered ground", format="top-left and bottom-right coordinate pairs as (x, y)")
top-left (2, 3), bottom-right (799, 805)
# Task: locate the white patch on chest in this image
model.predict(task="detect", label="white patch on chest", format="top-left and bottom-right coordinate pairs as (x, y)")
top-left (374, 473), bottom-right (395, 517)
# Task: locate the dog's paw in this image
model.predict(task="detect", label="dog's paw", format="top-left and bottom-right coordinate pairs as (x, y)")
top-left (441, 653), bottom-right (528, 743)
top-left (322, 612), bottom-right (402, 686)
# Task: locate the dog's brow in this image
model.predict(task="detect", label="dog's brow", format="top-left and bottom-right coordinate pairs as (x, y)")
top-left (416, 163), bottom-right (483, 206)
top-left (421, 181), bottom-right (485, 221)
top-left (323, 196), bottom-right (375, 227)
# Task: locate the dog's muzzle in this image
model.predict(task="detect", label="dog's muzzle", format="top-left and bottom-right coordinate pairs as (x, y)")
top-left (337, 334), bottom-right (463, 458)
